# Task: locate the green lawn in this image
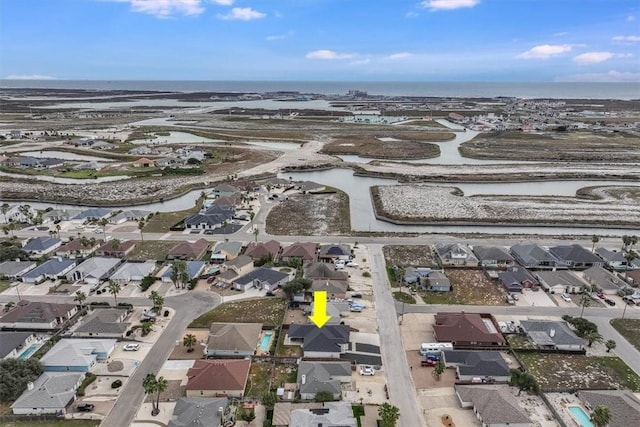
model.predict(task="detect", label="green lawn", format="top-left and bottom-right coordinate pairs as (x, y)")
top-left (610, 318), bottom-right (640, 352)
top-left (127, 240), bottom-right (180, 261)
top-left (143, 200), bottom-right (203, 233)
top-left (245, 363), bottom-right (271, 398)
top-left (189, 298), bottom-right (287, 328)
top-left (392, 291), bottom-right (416, 304)
top-left (0, 279), bottom-right (10, 293)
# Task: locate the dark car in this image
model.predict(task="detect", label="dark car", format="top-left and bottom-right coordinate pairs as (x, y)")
top-left (604, 298), bottom-right (616, 306)
top-left (77, 403), bottom-right (94, 412)
top-left (265, 291), bottom-right (276, 297)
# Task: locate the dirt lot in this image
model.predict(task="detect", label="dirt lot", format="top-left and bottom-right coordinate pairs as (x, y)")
top-left (321, 135), bottom-right (445, 159)
top-left (382, 245), bottom-right (440, 268)
top-left (127, 240), bottom-right (181, 261)
top-left (189, 298), bottom-right (287, 328)
top-left (168, 328), bottom-right (209, 359)
top-left (460, 131), bottom-right (640, 162)
top-left (420, 269), bottom-right (506, 305)
top-left (610, 318), bottom-right (640, 352)
top-left (266, 191), bottom-right (350, 235)
top-left (518, 352), bottom-right (640, 392)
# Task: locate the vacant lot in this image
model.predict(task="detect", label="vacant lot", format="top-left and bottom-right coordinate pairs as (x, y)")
top-left (321, 135), bottom-right (444, 159)
top-left (420, 269), bottom-right (506, 306)
top-left (610, 318), bottom-right (640, 352)
top-left (266, 191), bottom-right (350, 235)
top-left (189, 298), bottom-right (287, 328)
top-left (382, 245), bottom-right (440, 268)
top-left (143, 203), bottom-right (202, 233)
top-left (460, 131), bottom-right (640, 162)
top-left (127, 240), bottom-right (181, 261)
top-left (518, 352), bottom-right (640, 392)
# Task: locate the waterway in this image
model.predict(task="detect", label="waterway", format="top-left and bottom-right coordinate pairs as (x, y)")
top-left (17, 151), bottom-right (115, 162)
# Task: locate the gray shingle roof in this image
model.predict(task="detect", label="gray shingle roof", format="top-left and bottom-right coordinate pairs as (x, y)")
top-left (23, 237), bottom-right (61, 252)
top-left (207, 323), bottom-right (262, 353)
top-left (535, 270), bottom-right (588, 290)
top-left (0, 261), bottom-right (36, 277)
top-left (549, 244), bottom-right (602, 264)
top-left (287, 324), bottom-right (350, 353)
top-left (436, 243), bottom-right (479, 262)
top-left (595, 247), bottom-right (627, 263)
top-left (583, 266), bottom-right (624, 291)
top-left (443, 351), bottom-right (511, 377)
top-left (22, 258), bottom-right (76, 280)
top-left (74, 309), bottom-right (130, 335)
top-left (456, 385), bottom-right (531, 425)
top-left (0, 301), bottom-right (76, 325)
top-left (213, 241), bottom-right (243, 257)
top-left (168, 397), bottom-right (228, 427)
top-left (297, 361), bottom-right (351, 395)
top-left (233, 267), bottom-right (289, 286)
top-left (67, 257), bottom-right (121, 281)
top-left (520, 320), bottom-right (584, 347)
top-left (510, 243), bottom-right (563, 267)
top-left (11, 372), bottom-right (83, 411)
top-left (472, 246), bottom-right (514, 262)
top-left (578, 390), bottom-right (640, 427)
top-left (289, 401), bottom-right (357, 427)
top-left (41, 339), bottom-right (116, 367)
top-left (0, 331), bottom-right (34, 358)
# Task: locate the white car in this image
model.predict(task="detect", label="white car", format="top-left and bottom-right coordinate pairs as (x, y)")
top-left (359, 366), bottom-right (375, 376)
top-left (123, 343), bottom-right (140, 351)
top-left (561, 293), bottom-right (572, 302)
top-left (346, 261), bottom-right (359, 267)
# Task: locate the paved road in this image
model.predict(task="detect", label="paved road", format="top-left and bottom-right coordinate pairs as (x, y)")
top-left (369, 244), bottom-right (426, 427)
top-left (590, 316), bottom-right (640, 375)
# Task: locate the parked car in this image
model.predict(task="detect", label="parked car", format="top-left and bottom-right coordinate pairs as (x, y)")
top-left (421, 359), bottom-right (437, 367)
top-left (123, 343), bottom-right (140, 351)
top-left (604, 298), bottom-right (616, 306)
top-left (359, 366), bottom-right (375, 376)
top-left (597, 292), bottom-right (606, 299)
top-left (350, 293), bottom-right (363, 299)
top-left (561, 293), bottom-right (572, 302)
top-left (346, 261), bottom-right (359, 267)
top-left (77, 403), bottom-right (94, 412)
top-left (505, 295), bottom-right (515, 305)
top-left (265, 291), bottom-right (276, 297)
top-left (623, 296), bottom-right (636, 305)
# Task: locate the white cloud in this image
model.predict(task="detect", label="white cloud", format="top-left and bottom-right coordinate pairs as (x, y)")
top-left (5, 74), bottom-right (57, 80)
top-left (516, 44), bottom-right (572, 59)
top-left (305, 50), bottom-right (355, 60)
top-left (561, 70), bottom-right (640, 83)
top-left (217, 7), bottom-right (265, 20)
top-left (552, 32), bottom-right (568, 37)
top-left (628, 15), bottom-right (636, 22)
top-left (421, 0), bottom-right (480, 11)
top-left (573, 52), bottom-right (615, 64)
top-left (211, 0), bottom-right (234, 5)
top-left (108, 0), bottom-right (205, 18)
top-left (386, 52), bottom-right (413, 60)
top-left (266, 31), bottom-right (293, 41)
top-left (405, 11), bottom-right (419, 18)
top-left (612, 35), bottom-right (640, 42)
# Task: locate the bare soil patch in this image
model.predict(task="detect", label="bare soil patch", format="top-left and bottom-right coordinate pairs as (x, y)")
top-left (321, 135), bottom-right (443, 159)
top-left (189, 298), bottom-right (287, 328)
top-left (420, 269), bottom-right (506, 306)
top-left (382, 245), bottom-right (440, 268)
top-left (266, 191), bottom-right (350, 235)
top-left (127, 240), bottom-right (180, 261)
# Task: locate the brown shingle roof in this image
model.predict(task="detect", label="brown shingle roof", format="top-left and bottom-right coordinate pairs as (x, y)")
top-left (0, 301), bottom-right (76, 325)
top-left (186, 359), bottom-right (250, 393)
top-left (57, 239), bottom-right (94, 253)
top-left (304, 262), bottom-right (348, 281)
top-left (207, 323), bottom-right (262, 353)
top-left (244, 240), bottom-right (281, 260)
top-left (168, 239), bottom-right (209, 259)
top-left (433, 313), bottom-right (506, 346)
top-left (281, 242), bottom-right (316, 261)
top-left (96, 240), bottom-right (136, 254)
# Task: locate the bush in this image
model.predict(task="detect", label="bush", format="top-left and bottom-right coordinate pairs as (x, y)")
top-left (139, 276), bottom-right (155, 292)
top-left (76, 373), bottom-right (97, 397)
top-left (118, 302), bottom-right (133, 308)
top-left (111, 379), bottom-right (122, 389)
top-left (362, 271), bottom-right (371, 277)
top-left (90, 301), bottom-right (110, 306)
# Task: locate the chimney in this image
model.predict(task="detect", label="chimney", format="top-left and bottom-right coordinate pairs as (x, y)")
top-left (550, 329), bottom-right (555, 337)
top-left (301, 374), bottom-right (306, 385)
top-left (27, 382), bottom-right (34, 391)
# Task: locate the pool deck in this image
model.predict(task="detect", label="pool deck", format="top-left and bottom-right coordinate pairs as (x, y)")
top-left (256, 330), bottom-right (274, 356)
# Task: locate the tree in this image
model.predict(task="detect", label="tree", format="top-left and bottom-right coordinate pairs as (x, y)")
top-left (170, 261), bottom-right (190, 289)
top-left (261, 392), bottom-right (277, 410)
top-left (590, 405), bottom-right (611, 427)
top-left (585, 330), bottom-right (603, 347)
top-left (138, 219), bottom-right (145, 243)
top-left (1, 203), bottom-right (9, 223)
top-left (591, 235), bottom-right (599, 252)
top-left (433, 359), bottom-right (445, 380)
top-left (143, 374), bottom-right (159, 416)
top-left (624, 250), bottom-right (637, 277)
top-left (314, 391), bottom-right (335, 402)
top-left (110, 238), bottom-right (121, 252)
top-left (253, 226), bottom-right (259, 243)
top-left (378, 402), bottom-right (400, 427)
top-left (141, 321), bottom-right (153, 336)
top-left (149, 291), bottom-right (164, 314)
top-left (605, 339), bottom-right (616, 353)
top-left (0, 359), bottom-right (43, 401)
top-left (55, 224), bottom-right (61, 238)
top-left (509, 369), bottom-right (539, 395)
top-left (154, 376), bottom-right (168, 415)
top-left (579, 292), bottom-right (592, 318)
top-left (74, 290), bottom-right (87, 310)
top-left (281, 278), bottom-right (312, 297)
top-left (183, 333), bottom-right (197, 353)
top-left (107, 280), bottom-right (121, 306)
top-left (622, 235), bottom-right (632, 250)
top-left (99, 218), bottom-right (108, 240)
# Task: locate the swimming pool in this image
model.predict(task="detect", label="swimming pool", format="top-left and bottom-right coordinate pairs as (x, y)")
top-left (18, 344), bottom-right (38, 360)
top-left (568, 406), bottom-right (594, 427)
top-left (258, 331), bottom-right (273, 352)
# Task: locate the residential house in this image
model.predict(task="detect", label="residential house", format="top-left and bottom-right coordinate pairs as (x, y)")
top-left (185, 359), bottom-right (251, 398)
top-left (425, 271), bottom-right (451, 292)
top-left (184, 212), bottom-right (233, 230)
top-left (317, 244), bottom-right (351, 262)
top-left (435, 243), bottom-right (479, 267)
top-left (219, 255), bottom-right (254, 284)
top-left (520, 320), bottom-right (584, 351)
top-left (74, 308), bottom-right (132, 338)
top-left (204, 323), bottom-right (262, 358)
top-left (176, 147), bottom-right (206, 161)
top-left (403, 267), bottom-right (434, 286)
top-left (0, 204), bottom-right (37, 224)
top-left (22, 237), bottom-right (62, 256)
top-left (211, 241), bottom-right (243, 263)
top-left (210, 184), bottom-right (241, 198)
top-left (509, 243), bottom-right (567, 270)
top-left (281, 242), bottom-right (317, 263)
top-left (311, 280), bottom-right (348, 300)
top-left (40, 339), bottom-right (116, 372)
top-left (456, 385), bottom-right (532, 427)
top-left (433, 312), bottom-right (507, 348)
top-left (168, 397), bottom-right (232, 427)
top-left (273, 401), bottom-right (357, 427)
top-left (232, 267), bottom-right (290, 292)
top-left (627, 270), bottom-right (640, 287)
top-left (128, 146), bottom-right (153, 156)
top-left (578, 390), bottom-right (640, 427)
top-left (95, 240), bottom-right (136, 258)
top-left (582, 266), bottom-right (624, 294)
top-left (108, 210), bottom-right (151, 224)
top-left (132, 157), bottom-right (155, 168)
top-left (304, 262), bottom-right (348, 282)
top-left (21, 258), bottom-right (76, 284)
top-left (55, 239), bottom-right (98, 259)
top-left (91, 141), bottom-right (116, 150)
top-left (595, 248), bottom-right (629, 271)
top-left (244, 240), bottom-right (281, 262)
top-left (11, 372), bottom-right (84, 415)
top-left (442, 351), bottom-right (511, 382)
top-left (71, 208), bottom-right (111, 224)
top-left (0, 301), bottom-right (77, 330)
top-left (497, 266), bottom-right (538, 293)
top-left (109, 261), bottom-right (156, 283)
top-left (160, 261), bottom-right (206, 283)
top-left (167, 238), bottom-right (209, 260)
top-left (472, 246), bottom-right (515, 269)
top-left (286, 324), bottom-right (350, 358)
top-left (66, 257), bottom-right (122, 286)
top-left (42, 209), bottom-right (80, 223)
top-left (155, 156), bottom-right (185, 168)
top-left (549, 244), bottom-right (604, 270)
top-left (535, 270), bottom-right (588, 294)
top-left (0, 331), bottom-right (36, 359)
top-left (0, 260), bottom-right (36, 279)
top-left (297, 361), bottom-right (351, 400)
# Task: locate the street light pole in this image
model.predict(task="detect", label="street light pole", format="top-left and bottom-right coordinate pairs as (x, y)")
top-left (621, 300), bottom-right (628, 319)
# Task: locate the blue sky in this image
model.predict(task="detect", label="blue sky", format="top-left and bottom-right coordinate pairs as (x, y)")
top-left (1, 0), bottom-right (639, 81)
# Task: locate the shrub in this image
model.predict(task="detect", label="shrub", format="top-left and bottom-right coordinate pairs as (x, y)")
top-left (139, 276), bottom-right (155, 292)
top-left (111, 379), bottom-right (122, 389)
top-left (76, 373), bottom-right (97, 397)
top-left (362, 271), bottom-right (371, 277)
top-left (90, 301), bottom-right (110, 306)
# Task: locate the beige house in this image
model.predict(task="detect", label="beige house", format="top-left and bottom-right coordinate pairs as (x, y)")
top-left (185, 359), bottom-right (251, 398)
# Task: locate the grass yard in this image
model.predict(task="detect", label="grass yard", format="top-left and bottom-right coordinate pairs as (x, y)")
top-left (143, 201), bottom-right (203, 233)
top-left (393, 291), bottom-right (416, 304)
top-left (610, 318), bottom-right (640, 352)
top-left (0, 421), bottom-right (100, 427)
top-left (420, 269), bottom-right (505, 305)
top-left (272, 364), bottom-right (298, 389)
top-left (382, 245), bottom-right (440, 269)
top-left (0, 279), bottom-right (10, 293)
top-left (275, 327), bottom-right (303, 358)
top-left (127, 240), bottom-right (181, 261)
top-left (518, 352), bottom-right (640, 392)
top-left (245, 362), bottom-right (271, 398)
top-left (189, 298), bottom-right (287, 328)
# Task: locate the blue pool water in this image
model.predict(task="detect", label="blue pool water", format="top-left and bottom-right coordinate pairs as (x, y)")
top-left (18, 344), bottom-right (38, 360)
top-left (568, 406), bottom-right (594, 427)
top-left (258, 332), bottom-right (273, 352)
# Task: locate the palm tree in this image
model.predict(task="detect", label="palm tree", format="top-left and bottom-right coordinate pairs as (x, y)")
top-left (107, 280), bottom-right (122, 306)
top-left (154, 376), bottom-right (168, 416)
top-left (253, 226), bottom-right (259, 243)
top-left (579, 291), bottom-right (592, 318)
top-left (590, 405), bottom-right (611, 427)
top-left (591, 235), bottom-right (599, 252)
top-left (433, 359), bottom-right (445, 380)
top-left (1, 203), bottom-right (9, 223)
top-left (142, 374), bottom-right (159, 416)
top-left (183, 334), bottom-right (197, 353)
top-left (74, 290), bottom-right (87, 310)
top-left (170, 261), bottom-right (189, 289)
top-left (624, 250), bottom-right (637, 277)
top-left (605, 339), bottom-right (616, 352)
top-left (138, 219), bottom-right (145, 243)
top-left (55, 224), bottom-right (61, 238)
top-left (99, 218), bottom-right (108, 240)
top-left (585, 330), bottom-right (603, 347)
top-left (378, 402), bottom-right (400, 427)
top-left (622, 235), bottom-right (631, 250)
top-left (149, 290), bottom-right (164, 314)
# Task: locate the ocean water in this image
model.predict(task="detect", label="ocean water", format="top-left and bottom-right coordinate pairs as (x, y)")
top-left (1, 80), bottom-right (639, 100)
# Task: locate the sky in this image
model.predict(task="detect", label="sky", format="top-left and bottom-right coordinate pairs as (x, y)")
top-left (1, 0), bottom-right (639, 82)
